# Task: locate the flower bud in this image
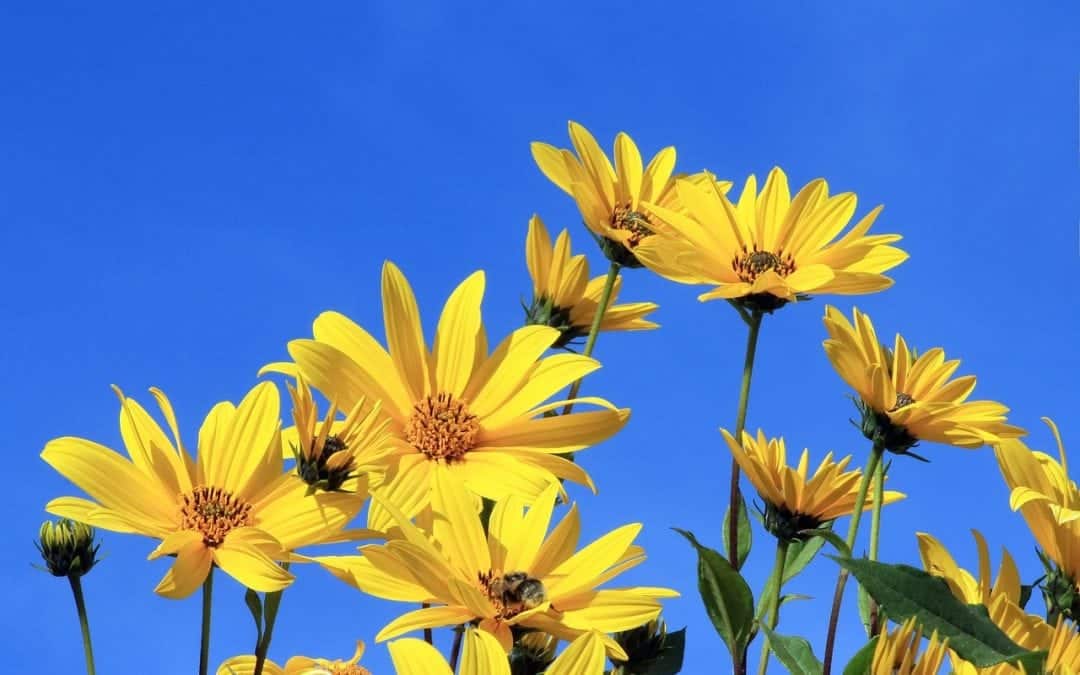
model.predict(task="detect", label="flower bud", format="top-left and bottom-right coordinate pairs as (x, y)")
top-left (35, 518), bottom-right (100, 578)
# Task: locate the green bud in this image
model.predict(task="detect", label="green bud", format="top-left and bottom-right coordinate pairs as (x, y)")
top-left (35, 518), bottom-right (100, 578)
top-left (1038, 550), bottom-right (1080, 626)
top-left (510, 631), bottom-right (556, 675)
top-left (611, 618), bottom-right (686, 674)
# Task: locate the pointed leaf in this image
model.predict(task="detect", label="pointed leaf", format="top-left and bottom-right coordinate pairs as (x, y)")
top-left (723, 496), bottom-right (752, 570)
top-left (841, 637), bottom-right (878, 675)
top-left (782, 531), bottom-right (828, 584)
top-left (244, 588), bottom-right (263, 638)
top-left (798, 528), bottom-right (850, 558)
top-left (759, 626), bottom-right (823, 675)
top-left (857, 584), bottom-right (872, 635)
top-left (674, 529), bottom-right (754, 659)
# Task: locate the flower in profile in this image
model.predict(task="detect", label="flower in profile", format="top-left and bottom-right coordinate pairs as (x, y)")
top-left (389, 629), bottom-right (608, 675)
top-left (217, 640), bottom-right (371, 675)
top-left (263, 261), bottom-right (628, 530)
top-left (524, 214), bottom-right (658, 348)
top-left (318, 471), bottom-right (675, 658)
top-left (871, 618), bottom-right (948, 675)
top-left (721, 429), bottom-right (904, 540)
top-left (823, 306), bottom-right (1025, 456)
top-left (36, 518), bottom-right (101, 578)
top-left (531, 121), bottom-right (700, 267)
top-left (41, 383), bottom-right (366, 598)
top-left (636, 168), bottom-right (907, 312)
top-left (284, 375), bottom-right (395, 494)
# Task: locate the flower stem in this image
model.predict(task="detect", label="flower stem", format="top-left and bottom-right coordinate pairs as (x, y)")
top-left (867, 458), bottom-right (886, 636)
top-left (756, 538), bottom-right (790, 675)
top-left (726, 310), bottom-right (764, 569)
top-left (821, 442), bottom-right (884, 675)
top-left (253, 564), bottom-right (290, 675)
top-left (422, 603), bottom-right (433, 644)
top-left (199, 570), bottom-right (214, 675)
top-left (449, 624), bottom-right (465, 671)
top-left (68, 575), bottom-right (96, 675)
top-left (560, 261), bottom-right (620, 415)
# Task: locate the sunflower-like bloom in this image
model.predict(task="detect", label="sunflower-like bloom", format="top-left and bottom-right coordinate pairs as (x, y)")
top-left (41, 383), bottom-right (366, 598)
top-left (635, 167), bottom-right (907, 311)
top-left (530, 121), bottom-right (703, 267)
top-left (524, 214), bottom-right (658, 348)
top-left (388, 629), bottom-right (608, 675)
top-left (871, 618), bottom-right (949, 675)
top-left (284, 375), bottom-right (395, 493)
top-left (217, 640), bottom-right (371, 674)
top-left (317, 471), bottom-right (675, 659)
top-left (722, 429), bottom-right (903, 540)
top-left (823, 306), bottom-right (1025, 455)
top-left (262, 262), bottom-right (628, 530)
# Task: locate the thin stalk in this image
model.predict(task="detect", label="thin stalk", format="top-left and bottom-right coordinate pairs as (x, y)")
top-left (68, 575), bottom-right (96, 675)
top-left (821, 442), bottom-right (884, 675)
top-left (756, 539), bottom-right (790, 675)
top-left (560, 262), bottom-right (620, 415)
top-left (253, 563), bottom-right (290, 675)
top-left (726, 310), bottom-right (764, 568)
top-left (199, 570), bottom-right (214, 675)
top-left (423, 603), bottom-right (433, 645)
top-left (449, 624), bottom-right (465, 671)
top-left (867, 459), bottom-right (886, 636)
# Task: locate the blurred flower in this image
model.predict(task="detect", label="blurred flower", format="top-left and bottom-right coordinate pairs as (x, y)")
top-left (823, 306), bottom-right (1024, 456)
top-left (524, 215), bottom-right (658, 348)
top-left (42, 383), bottom-right (365, 599)
top-left (389, 629), bottom-right (608, 675)
top-left (318, 472), bottom-right (675, 659)
top-left (722, 429), bottom-right (903, 540)
top-left (217, 640), bottom-right (371, 675)
top-left (872, 617), bottom-right (948, 675)
top-left (36, 518), bottom-right (100, 578)
top-left (636, 168), bottom-right (906, 312)
top-left (531, 121), bottom-right (700, 267)
top-left (263, 261), bottom-right (628, 531)
top-left (510, 632), bottom-right (557, 675)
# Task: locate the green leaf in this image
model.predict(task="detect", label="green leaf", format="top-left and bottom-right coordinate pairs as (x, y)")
top-left (798, 528), bottom-right (850, 558)
top-left (244, 588), bottom-right (263, 638)
top-left (841, 636), bottom-right (878, 675)
top-left (782, 530), bottom-right (828, 584)
top-left (674, 528), bottom-right (754, 659)
top-left (759, 625), bottom-right (823, 675)
top-left (723, 496), bottom-right (752, 570)
top-left (857, 584), bottom-right (872, 635)
top-left (833, 557), bottom-right (1044, 667)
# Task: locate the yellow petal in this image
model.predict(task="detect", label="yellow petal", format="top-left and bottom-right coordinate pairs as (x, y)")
top-left (461, 628), bottom-right (513, 675)
top-left (526, 215), bottom-right (553, 299)
top-left (431, 466), bottom-right (491, 576)
top-left (154, 539), bottom-right (213, 599)
top-left (614, 132), bottom-right (643, 207)
top-left (376, 605), bottom-right (476, 642)
top-left (531, 142), bottom-right (576, 196)
top-left (388, 638), bottom-right (454, 675)
top-left (214, 528), bottom-right (293, 593)
top-left (197, 382), bottom-right (280, 498)
top-left (545, 631), bottom-right (607, 675)
top-left (382, 261), bottom-right (431, 401)
top-left (466, 326), bottom-right (559, 417)
top-left (433, 270), bottom-right (485, 396)
top-left (216, 655), bottom-right (285, 675)
top-left (480, 354), bottom-right (600, 428)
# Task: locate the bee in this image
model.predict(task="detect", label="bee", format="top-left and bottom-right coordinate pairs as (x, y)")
top-left (492, 571), bottom-right (547, 611)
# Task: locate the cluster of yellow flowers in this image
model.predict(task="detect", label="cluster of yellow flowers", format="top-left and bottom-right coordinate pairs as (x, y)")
top-left (35, 121), bottom-right (1080, 675)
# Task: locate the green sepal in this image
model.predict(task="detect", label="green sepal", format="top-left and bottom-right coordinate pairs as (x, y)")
top-left (759, 625), bottom-right (823, 675)
top-left (674, 528), bottom-right (754, 661)
top-left (841, 636), bottom-right (878, 675)
top-left (797, 528), bottom-right (850, 558)
top-left (244, 588), bottom-right (263, 643)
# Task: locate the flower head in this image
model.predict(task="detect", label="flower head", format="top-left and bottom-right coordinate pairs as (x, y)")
top-left (36, 518), bottom-right (101, 577)
top-left (218, 640), bottom-right (370, 675)
top-left (318, 471), bottom-right (675, 659)
top-left (41, 383), bottom-right (366, 598)
top-left (263, 262), bottom-right (628, 531)
top-left (872, 618), bottom-right (948, 675)
top-left (389, 629), bottom-right (609, 675)
top-left (531, 122), bottom-right (695, 267)
top-left (824, 306), bottom-right (1025, 455)
top-left (524, 215), bottom-right (658, 348)
top-left (722, 429), bottom-right (903, 540)
top-left (636, 168), bottom-right (906, 312)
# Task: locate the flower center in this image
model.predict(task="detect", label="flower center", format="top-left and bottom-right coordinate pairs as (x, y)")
top-left (480, 569), bottom-right (548, 620)
top-left (405, 393), bottom-right (480, 462)
top-left (297, 435), bottom-right (356, 492)
top-left (890, 392), bottom-right (915, 412)
top-left (179, 487), bottom-right (253, 547)
top-left (611, 204), bottom-right (653, 247)
top-left (733, 247), bottom-right (796, 283)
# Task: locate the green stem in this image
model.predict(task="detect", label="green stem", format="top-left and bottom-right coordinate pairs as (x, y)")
top-left (867, 458), bottom-right (885, 636)
top-left (449, 624), bottom-right (465, 671)
top-left (821, 442), bottom-right (884, 675)
top-left (756, 539), bottom-right (790, 675)
top-left (726, 310), bottom-right (764, 569)
top-left (423, 603), bottom-right (433, 645)
top-left (253, 563), bottom-right (290, 675)
top-left (199, 570), bottom-right (214, 675)
top-left (68, 575), bottom-right (96, 675)
top-left (560, 262), bottom-right (620, 415)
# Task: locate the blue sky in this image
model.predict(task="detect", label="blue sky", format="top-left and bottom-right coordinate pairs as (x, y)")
top-left (3, 2), bottom-right (1078, 672)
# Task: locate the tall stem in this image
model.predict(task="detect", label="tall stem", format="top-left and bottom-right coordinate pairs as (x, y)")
top-left (68, 575), bottom-right (96, 675)
top-left (756, 539), bottom-right (789, 675)
top-left (560, 262), bottom-right (620, 415)
top-left (253, 563), bottom-right (290, 675)
top-left (867, 458), bottom-right (886, 636)
top-left (199, 570), bottom-right (214, 675)
top-left (726, 311), bottom-right (764, 568)
top-left (821, 442), bottom-right (884, 675)
top-left (449, 624), bottom-right (465, 671)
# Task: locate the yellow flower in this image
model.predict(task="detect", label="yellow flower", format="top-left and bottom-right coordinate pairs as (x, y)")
top-left (530, 121), bottom-right (698, 266)
top-left (41, 383), bottom-right (365, 598)
top-left (388, 629), bottom-right (609, 675)
top-left (823, 306), bottom-right (1025, 454)
top-left (317, 471), bottom-right (675, 659)
top-left (263, 261), bottom-right (628, 530)
top-left (524, 214), bottom-right (659, 348)
top-left (871, 618), bottom-right (949, 675)
top-left (635, 167), bottom-right (907, 310)
top-left (218, 640), bottom-right (370, 675)
top-left (722, 429), bottom-right (903, 539)
top-left (1045, 617), bottom-right (1080, 674)
top-left (284, 375), bottom-right (395, 494)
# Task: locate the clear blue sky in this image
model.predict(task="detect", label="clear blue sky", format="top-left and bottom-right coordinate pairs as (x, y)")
top-left (4, 2), bottom-right (1077, 673)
